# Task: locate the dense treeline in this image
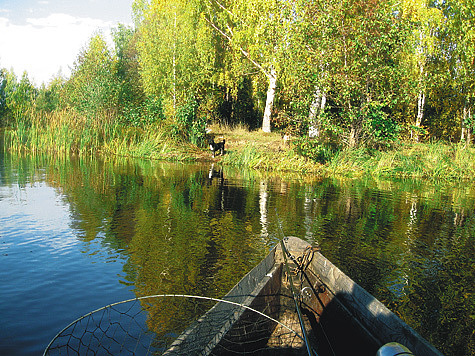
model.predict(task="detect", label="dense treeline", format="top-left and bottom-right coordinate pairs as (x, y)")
top-left (1, 0), bottom-right (474, 162)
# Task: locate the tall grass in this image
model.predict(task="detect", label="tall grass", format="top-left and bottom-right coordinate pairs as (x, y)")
top-left (102, 125), bottom-right (200, 161)
top-left (6, 109), bottom-right (115, 155)
top-left (5, 109), bottom-right (199, 161)
top-left (327, 142), bottom-right (475, 180)
top-left (6, 115), bottom-right (475, 181)
top-left (221, 144), bottom-right (323, 173)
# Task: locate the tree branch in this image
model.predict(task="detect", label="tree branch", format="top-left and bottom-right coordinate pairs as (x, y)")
top-left (208, 0), bottom-right (235, 18)
top-left (203, 16), bottom-right (270, 78)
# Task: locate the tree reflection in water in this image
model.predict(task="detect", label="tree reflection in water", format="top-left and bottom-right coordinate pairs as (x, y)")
top-left (3, 153), bottom-right (473, 356)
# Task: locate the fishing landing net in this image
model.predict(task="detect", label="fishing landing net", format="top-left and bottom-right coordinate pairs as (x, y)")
top-left (43, 293), bottom-right (309, 356)
top-left (44, 240), bottom-right (320, 355)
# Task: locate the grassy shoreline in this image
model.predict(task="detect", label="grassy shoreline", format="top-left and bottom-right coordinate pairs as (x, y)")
top-left (197, 125), bottom-right (475, 181)
top-left (4, 122), bottom-right (475, 181)
top-left (326, 142), bottom-right (475, 181)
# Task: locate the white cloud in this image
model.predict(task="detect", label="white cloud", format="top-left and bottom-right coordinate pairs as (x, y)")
top-left (0, 13), bottom-right (114, 86)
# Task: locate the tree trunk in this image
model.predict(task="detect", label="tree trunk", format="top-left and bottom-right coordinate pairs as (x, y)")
top-left (412, 90), bottom-right (425, 142)
top-left (204, 15), bottom-right (277, 133)
top-left (262, 67), bottom-right (277, 133)
top-left (416, 91), bottom-right (425, 127)
top-left (308, 86), bottom-right (326, 138)
top-left (461, 105), bottom-right (472, 144)
top-left (349, 123), bottom-right (357, 148)
top-left (461, 105), bottom-right (467, 143)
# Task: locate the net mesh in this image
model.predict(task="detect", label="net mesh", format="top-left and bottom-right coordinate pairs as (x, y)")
top-left (43, 294), bottom-right (308, 356)
top-left (44, 241), bottom-right (320, 356)
top-left (44, 298), bottom-right (155, 355)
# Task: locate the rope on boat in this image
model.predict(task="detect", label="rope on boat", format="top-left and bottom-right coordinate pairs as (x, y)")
top-left (276, 212), bottom-right (317, 356)
top-left (292, 245), bottom-right (338, 356)
top-left (280, 239), bottom-right (316, 356)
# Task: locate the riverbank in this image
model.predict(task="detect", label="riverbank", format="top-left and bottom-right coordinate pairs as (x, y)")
top-left (4, 122), bottom-right (475, 181)
top-left (327, 142), bottom-right (475, 181)
top-left (204, 125), bottom-right (475, 181)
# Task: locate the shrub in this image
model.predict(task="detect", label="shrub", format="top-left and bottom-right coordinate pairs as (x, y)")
top-left (172, 98), bottom-right (207, 147)
top-left (363, 101), bottom-right (399, 149)
top-left (121, 96), bottom-right (165, 128)
top-left (293, 136), bottom-right (338, 164)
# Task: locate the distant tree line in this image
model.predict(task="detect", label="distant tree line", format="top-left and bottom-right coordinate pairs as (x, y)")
top-left (1, 0), bottom-right (474, 160)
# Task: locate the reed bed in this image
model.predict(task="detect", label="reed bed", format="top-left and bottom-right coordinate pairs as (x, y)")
top-left (5, 110), bottom-right (199, 161)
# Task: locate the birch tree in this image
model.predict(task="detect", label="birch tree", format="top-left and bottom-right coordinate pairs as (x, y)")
top-left (137, 0), bottom-right (216, 116)
top-left (443, 0), bottom-right (475, 143)
top-left (204, 0), bottom-right (287, 132)
top-left (302, 0), bottom-right (404, 147)
top-left (282, 0), bottom-right (333, 138)
top-left (401, 0), bottom-right (444, 141)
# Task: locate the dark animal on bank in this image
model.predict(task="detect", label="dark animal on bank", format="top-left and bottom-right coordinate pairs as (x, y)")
top-left (209, 138), bottom-right (225, 157)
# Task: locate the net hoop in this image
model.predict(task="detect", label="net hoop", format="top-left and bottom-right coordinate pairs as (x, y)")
top-left (43, 293), bottom-right (303, 355)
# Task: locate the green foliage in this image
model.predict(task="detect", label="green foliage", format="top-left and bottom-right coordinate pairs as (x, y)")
top-left (277, 0), bottom-right (408, 147)
top-left (121, 96), bottom-right (165, 128)
top-left (293, 137), bottom-right (338, 164)
top-left (3, 70), bottom-right (37, 127)
top-left (463, 112), bottom-right (475, 132)
top-left (112, 24), bottom-right (145, 110)
top-left (35, 76), bottom-right (65, 114)
top-left (363, 102), bottom-right (400, 148)
top-left (172, 98), bottom-right (206, 146)
top-left (0, 68), bottom-right (7, 126)
top-left (5, 0), bottom-right (475, 171)
top-left (137, 0), bottom-right (217, 114)
top-left (64, 33), bottom-right (119, 118)
top-left (409, 124), bottom-right (429, 139)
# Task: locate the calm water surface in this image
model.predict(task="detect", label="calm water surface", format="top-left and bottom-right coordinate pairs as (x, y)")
top-left (0, 152), bottom-right (473, 355)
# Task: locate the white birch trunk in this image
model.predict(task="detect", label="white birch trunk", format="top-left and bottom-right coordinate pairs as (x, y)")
top-left (416, 91), bottom-right (425, 127)
top-left (204, 16), bottom-right (277, 133)
top-left (308, 87), bottom-right (326, 138)
top-left (262, 67), bottom-right (277, 133)
top-left (412, 90), bottom-right (425, 142)
top-left (461, 105), bottom-right (467, 143)
top-left (413, 50), bottom-right (425, 142)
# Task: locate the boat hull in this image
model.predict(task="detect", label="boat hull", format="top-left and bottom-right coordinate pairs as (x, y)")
top-left (166, 236), bottom-right (443, 356)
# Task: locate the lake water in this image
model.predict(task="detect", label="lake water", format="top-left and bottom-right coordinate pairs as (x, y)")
top-left (0, 151), bottom-right (473, 355)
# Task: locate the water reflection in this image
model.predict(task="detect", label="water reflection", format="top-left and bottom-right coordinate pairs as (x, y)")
top-left (0, 152), bottom-right (473, 355)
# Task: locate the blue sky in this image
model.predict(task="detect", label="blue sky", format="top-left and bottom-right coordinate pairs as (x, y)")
top-left (0, 0), bottom-right (134, 85)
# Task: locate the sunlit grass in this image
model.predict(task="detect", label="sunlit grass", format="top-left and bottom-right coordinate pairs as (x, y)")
top-left (213, 124), bottom-right (323, 174)
top-left (328, 142), bottom-right (475, 180)
top-left (5, 109), bottom-right (201, 161)
top-left (5, 115), bottom-right (475, 180)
